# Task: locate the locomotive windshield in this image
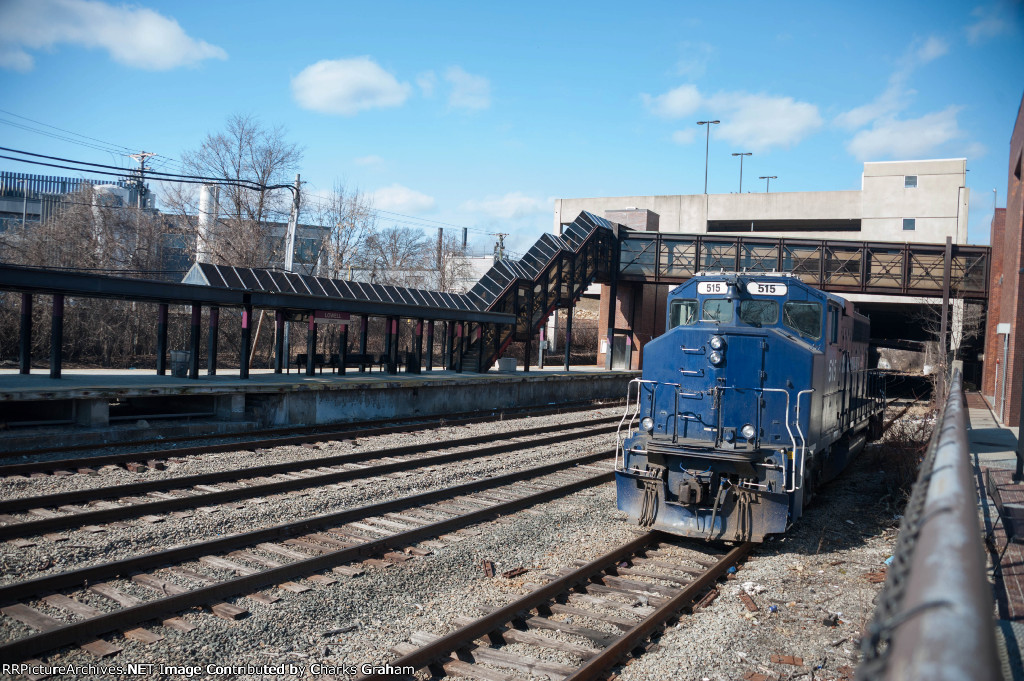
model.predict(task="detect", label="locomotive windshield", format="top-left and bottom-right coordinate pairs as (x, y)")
top-left (702, 299), bottom-right (733, 323)
top-left (739, 299), bottom-right (778, 326)
top-left (782, 301), bottom-right (823, 339)
top-left (669, 299), bottom-right (697, 327)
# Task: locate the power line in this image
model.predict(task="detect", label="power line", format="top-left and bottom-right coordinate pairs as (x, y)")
top-left (0, 109), bottom-right (137, 153)
top-left (0, 152), bottom-right (293, 193)
top-left (0, 109), bottom-right (192, 175)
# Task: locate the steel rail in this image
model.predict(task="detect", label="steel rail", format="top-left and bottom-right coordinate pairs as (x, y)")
top-left (0, 415), bottom-right (618, 516)
top-left (361, 533), bottom-right (662, 680)
top-left (0, 399), bottom-right (622, 465)
top-left (360, 537), bottom-right (751, 681)
top-left (0, 426), bottom-right (616, 541)
top-left (565, 542), bottom-right (752, 681)
top-left (0, 450), bottom-right (614, 607)
top-left (0, 456), bottom-right (613, 662)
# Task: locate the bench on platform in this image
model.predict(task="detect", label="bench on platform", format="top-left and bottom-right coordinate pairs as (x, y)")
top-left (293, 353), bottom-right (327, 374)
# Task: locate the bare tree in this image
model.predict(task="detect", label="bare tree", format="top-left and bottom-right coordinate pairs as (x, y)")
top-left (163, 113), bottom-right (303, 268)
top-left (0, 185), bottom-right (193, 368)
top-left (309, 182), bottom-right (376, 280)
top-left (357, 226), bottom-right (430, 285)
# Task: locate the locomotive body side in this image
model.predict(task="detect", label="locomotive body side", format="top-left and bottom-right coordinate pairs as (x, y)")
top-left (615, 273), bottom-right (883, 542)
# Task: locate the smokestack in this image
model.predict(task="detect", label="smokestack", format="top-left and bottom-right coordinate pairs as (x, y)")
top-left (197, 184), bottom-right (220, 263)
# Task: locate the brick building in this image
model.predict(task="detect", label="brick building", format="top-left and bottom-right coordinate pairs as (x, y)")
top-left (982, 93), bottom-right (1024, 425)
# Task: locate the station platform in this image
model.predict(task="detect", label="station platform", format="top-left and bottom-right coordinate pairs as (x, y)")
top-left (968, 393), bottom-right (1024, 679)
top-left (0, 366), bottom-right (638, 452)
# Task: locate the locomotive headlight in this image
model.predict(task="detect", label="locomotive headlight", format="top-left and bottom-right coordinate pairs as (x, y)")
top-left (641, 417), bottom-right (655, 432)
top-left (709, 335), bottom-right (725, 350)
top-left (741, 423), bottom-right (757, 439)
top-left (708, 350), bottom-right (723, 365)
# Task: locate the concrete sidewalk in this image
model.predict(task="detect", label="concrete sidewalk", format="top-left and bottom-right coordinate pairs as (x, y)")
top-left (969, 393), bottom-right (1024, 680)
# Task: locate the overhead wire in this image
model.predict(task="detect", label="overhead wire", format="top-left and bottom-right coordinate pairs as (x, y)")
top-left (3, 143), bottom-right (526, 257)
top-left (0, 152), bottom-right (293, 193)
top-left (0, 109), bottom-right (193, 175)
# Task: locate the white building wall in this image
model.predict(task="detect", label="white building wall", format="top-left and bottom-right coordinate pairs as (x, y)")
top-left (553, 159), bottom-right (970, 245)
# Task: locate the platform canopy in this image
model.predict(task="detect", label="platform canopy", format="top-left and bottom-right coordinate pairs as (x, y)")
top-left (183, 262), bottom-right (514, 323)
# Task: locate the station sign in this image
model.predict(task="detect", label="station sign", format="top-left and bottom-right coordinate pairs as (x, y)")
top-left (746, 282), bottom-right (788, 296)
top-left (313, 310), bottom-right (351, 325)
top-left (696, 281), bottom-right (727, 295)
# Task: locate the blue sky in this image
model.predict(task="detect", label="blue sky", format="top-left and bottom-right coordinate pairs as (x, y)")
top-left (1, 0), bottom-right (1022, 256)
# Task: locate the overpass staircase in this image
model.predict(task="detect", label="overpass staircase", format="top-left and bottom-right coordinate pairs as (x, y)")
top-left (452, 211), bottom-right (617, 372)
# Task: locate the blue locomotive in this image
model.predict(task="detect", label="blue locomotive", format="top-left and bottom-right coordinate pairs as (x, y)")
top-left (616, 272), bottom-right (884, 542)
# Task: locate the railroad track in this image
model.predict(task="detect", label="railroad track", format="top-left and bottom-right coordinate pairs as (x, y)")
top-left (0, 400), bottom-right (623, 474)
top-left (0, 416), bottom-right (619, 540)
top-left (364, 534), bottom-right (752, 681)
top-left (0, 451), bottom-right (616, 662)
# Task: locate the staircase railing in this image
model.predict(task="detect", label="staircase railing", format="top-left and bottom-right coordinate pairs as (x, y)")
top-left (455, 211), bottom-right (617, 372)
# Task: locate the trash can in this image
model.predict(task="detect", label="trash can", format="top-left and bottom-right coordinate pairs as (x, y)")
top-left (170, 350), bottom-right (190, 378)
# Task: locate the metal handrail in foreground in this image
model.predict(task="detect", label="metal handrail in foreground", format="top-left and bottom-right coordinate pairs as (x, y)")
top-left (857, 370), bottom-right (999, 681)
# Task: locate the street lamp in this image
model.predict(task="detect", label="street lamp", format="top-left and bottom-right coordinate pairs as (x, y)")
top-left (731, 152), bottom-right (752, 193)
top-left (759, 175), bottom-right (777, 193)
top-left (697, 120), bottom-right (720, 194)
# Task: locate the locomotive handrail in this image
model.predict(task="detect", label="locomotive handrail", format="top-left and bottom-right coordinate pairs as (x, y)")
top-left (679, 345), bottom-right (705, 353)
top-left (793, 389), bottom-right (815, 493)
top-left (616, 379), bottom-right (661, 470)
top-left (618, 379), bottom-right (811, 495)
top-left (756, 387), bottom-right (798, 492)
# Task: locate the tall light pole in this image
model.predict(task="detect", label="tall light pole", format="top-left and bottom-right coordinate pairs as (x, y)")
top-left (759, 175), bottom-right (777, 193)
top-left (731, 152), bottom-right (752, 193)
top-left (697, 120), bottom-right (720, 194)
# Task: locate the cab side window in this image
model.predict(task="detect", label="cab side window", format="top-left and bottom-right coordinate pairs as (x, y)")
top-left (782, 301), bottom-right (822, 340)
top-left (702, 299), bottom-right (734, 323)
top-left (669, 299), bottom-right (698, 327)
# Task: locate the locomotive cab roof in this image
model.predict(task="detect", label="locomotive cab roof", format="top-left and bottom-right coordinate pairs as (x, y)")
top-left (666, 271), bottom-right (865, 345)
top-left (672, 271), bottom-right (853, 310)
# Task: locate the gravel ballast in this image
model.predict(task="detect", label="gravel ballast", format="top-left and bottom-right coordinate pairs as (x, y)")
top-left (0, 405), bottom-right (907, 681)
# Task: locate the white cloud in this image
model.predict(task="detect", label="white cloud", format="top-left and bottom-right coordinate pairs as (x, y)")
top-left (354, 155), bottom-right (385, 168)
top-left (708, 92), bottom-right (822, 151)
top-left (835, 36), bottom-right (947, 130)
top-left (967, 3), bottom-right (1019, 43)
top-left (836, 37), bottom-right (980, 161)
top-left (642, 84), bottom-right (702, 118)
top-left (916, 35), bottom-right (949, 62)
top-left (416, 70), bottom-right (437, 97)
top-left (460, 192), bottom-right (549, 220)
top-left (671, 129), bottom-right (697, 145)
top-left (643, 85), bottom-right (821, 151)
top-left (0, 0), bottom-right (226, 71)
top-left (846, 107), bottom-right (964, 160)
top-left (445, 66), bottom-right (491, 110)
top-left (372, 184), bottom-right (436, 213)
top-left (292, 57), bottom-right (410, 116)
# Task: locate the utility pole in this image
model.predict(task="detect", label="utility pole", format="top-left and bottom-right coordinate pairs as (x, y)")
top-left (283, 174), bottom-right (302, 272)
top-left (282, 174), bottom-right (302, 367)
top-left (128, 151), bottom-right (156, 208)
top-left (493, 233), bottom-right (507, 262)
top-left (731, 152), bottom-right (752, 193)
